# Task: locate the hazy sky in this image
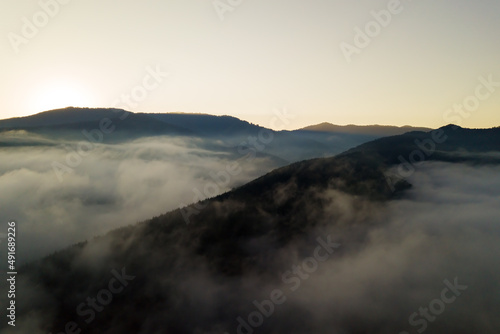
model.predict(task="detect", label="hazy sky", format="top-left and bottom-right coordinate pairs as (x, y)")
top-left (1, 0), bottom-right (499, 129)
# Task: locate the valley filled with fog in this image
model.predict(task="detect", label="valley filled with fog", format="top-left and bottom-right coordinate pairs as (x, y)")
top-left (0, 132), bottom-right (284, 264)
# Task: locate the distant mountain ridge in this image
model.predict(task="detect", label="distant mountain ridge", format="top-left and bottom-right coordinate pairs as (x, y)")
top-left (0, 107), bottom-right (132, 129)
top-left (341, 124), bottom-right (500, 165)
top-left (1, 108), bottom-right (433, 162)
top-left (1, 108), bottom-right (430, 137)
top-left (300, 122), bottom-right (432, 136)
top-left (145, 112), bottom-right (263, 136)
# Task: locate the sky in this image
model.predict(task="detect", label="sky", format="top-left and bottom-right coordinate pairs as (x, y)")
top-left (1, 0), bottom-right (499, 130)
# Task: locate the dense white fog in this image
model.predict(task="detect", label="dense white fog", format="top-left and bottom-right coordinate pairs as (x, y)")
top-left (4, 161), bottom-right (499, 334)
top-left (0, 133), bottom-right (282, 264)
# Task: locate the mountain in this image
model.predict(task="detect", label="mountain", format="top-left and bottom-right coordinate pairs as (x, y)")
top-left (341, 124), bottom-right (500, 165)
top-left (146, 112), bottom-right (345, 161)
top-left (0, 108), bottom-right (394, 162)
top-left (21, 112), bottom-right (194, 142)
top-left (0, 107), bottom-right (133, 129)
top-left (4, 125), bottom-right (500, 334)
top-left (146, 112), bottom-right (263, 137)
top-left (291, 123), bottom-right (433, 161)
top-left (0, 109), bottom-right (263, 137)
top-left (0, 108), bottom-right (193, 141)
top-left (300, 122), bottom-right (432, 136)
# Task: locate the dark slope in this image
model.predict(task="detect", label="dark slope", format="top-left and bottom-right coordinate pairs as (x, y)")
top-left (290, 124), bottom-right (434, 161)
top-left (340, 125), bottom-right (500, 165)
top-left (15, 144), bottom-right (395, 334)
top-left (8, 125), bottom-right (500, 333)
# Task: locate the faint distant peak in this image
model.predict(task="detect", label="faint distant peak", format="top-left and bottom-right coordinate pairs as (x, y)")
top-left (438, 124), bottom-right (500, 131)
top-left (299, 122), bottom-right (431, 137)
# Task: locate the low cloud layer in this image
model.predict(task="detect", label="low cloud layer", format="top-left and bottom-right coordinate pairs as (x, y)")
top-left (3, 160), bottom-right (499, 334)
top-left (276, 162), bottom-right (500, 333)
top-left (0, 132), bottom-right (282, 264)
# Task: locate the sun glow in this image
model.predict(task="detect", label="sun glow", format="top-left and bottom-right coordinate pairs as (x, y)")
top-left (31, 81), bottom-right (94, 113)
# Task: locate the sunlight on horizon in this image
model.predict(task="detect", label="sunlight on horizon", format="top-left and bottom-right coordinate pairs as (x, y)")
top-left (29, 81), bottom-right (95, 114)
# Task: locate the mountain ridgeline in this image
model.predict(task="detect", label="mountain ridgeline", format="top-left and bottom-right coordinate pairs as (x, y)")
top-left (0, 107), bottom-right (431, 162)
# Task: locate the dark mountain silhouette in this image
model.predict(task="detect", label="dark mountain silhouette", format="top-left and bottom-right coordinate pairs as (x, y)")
top-left (0, 108), bottom-right (262, 138)
top-left (341, 124), bottom-right (500, 165)
top-left (0, 109), bottom-right (431, 140)
top-left (14, 113), bottom-right (193, 142)
top-left (0, 108), bottom-right (194, 141)
top-left (0, 107), bottom-right (132, 129)
top-left (146, 112), bottom-right (263, 136)
top-left (300, 122), bottom-right (431, 136)
top-left (5, 125), bottom-right (500, 334)
top-left (0, 108), bottom-right (398, 162)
